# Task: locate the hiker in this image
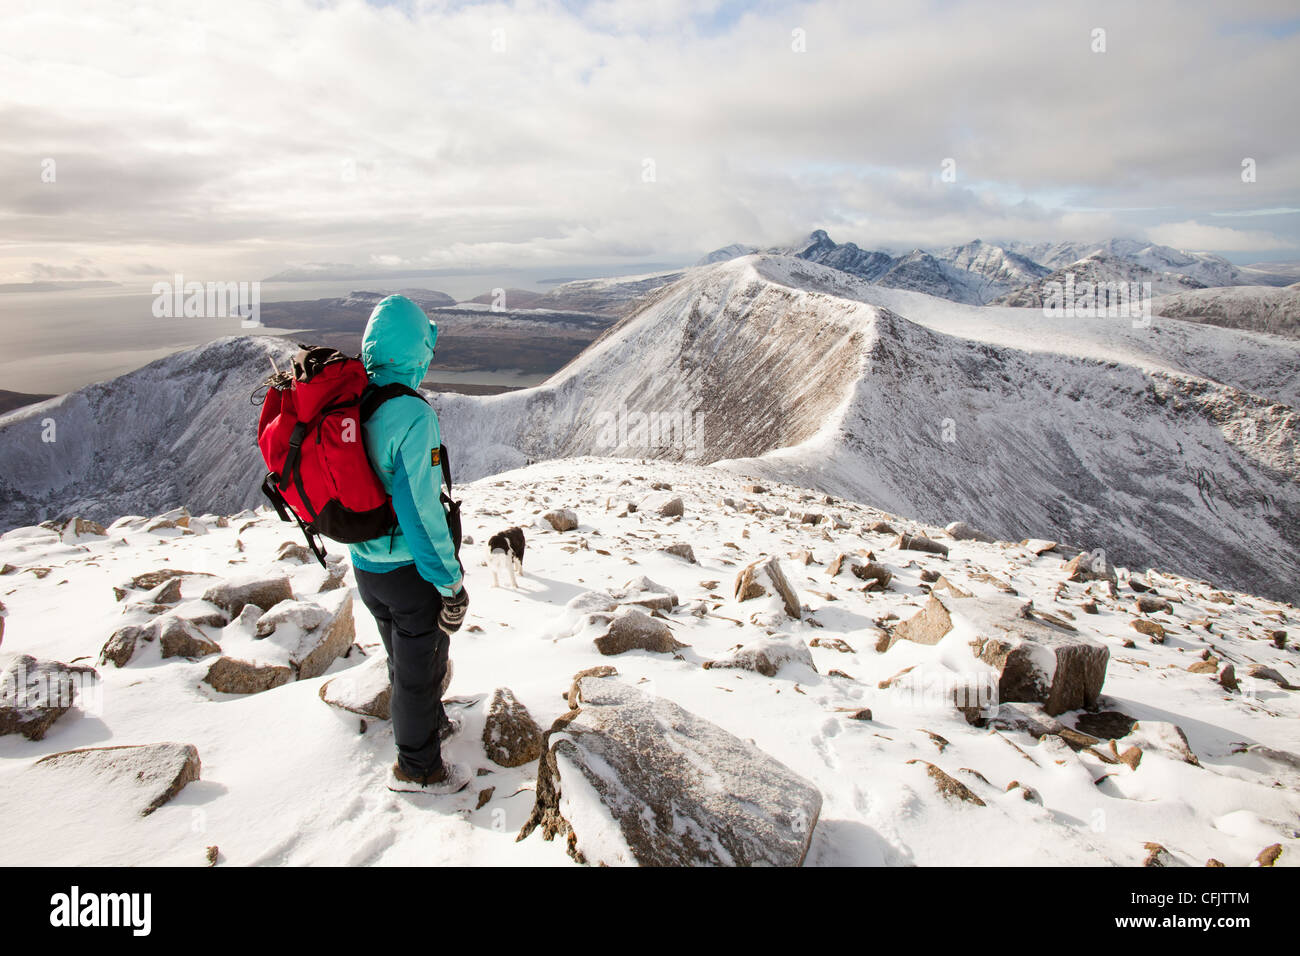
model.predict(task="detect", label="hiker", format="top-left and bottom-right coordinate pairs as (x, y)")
top-left (348, 294), bottom-right (470, 794)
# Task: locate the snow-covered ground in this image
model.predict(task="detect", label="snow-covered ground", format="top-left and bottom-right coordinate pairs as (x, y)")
top-left (1, 458), bottom-right (1296, 866)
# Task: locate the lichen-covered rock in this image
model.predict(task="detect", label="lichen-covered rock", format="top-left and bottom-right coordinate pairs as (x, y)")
top-left (704, 634), bottom-right (815, 678)
top-left (734, 555), bottom-right (800, 619)
top-left (32, 743), bottom-right (200, 816)
top-left (519, 676), bottom-right (822, 866)
top-left (482, 687), bottom-right (544, 767)
top-left (0, 656), bottom-right (98, 740)
top-left (594, 607), bottom-right (686, 656)
top-left (201, 575), bottom-right (293, 617)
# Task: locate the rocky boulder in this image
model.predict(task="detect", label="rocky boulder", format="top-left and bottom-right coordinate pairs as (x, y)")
top-left (660, 542), bottom-right (696, 563)
top-left (594, 607), bottom-right (686, 656)
top-left (31, 743), bottom-right (200, 816)
top-left (519, 676), bottom-right (822, 866)
top-left (205, 593), bottom-right (354, 694)
top-left (319, 654), bottom-right (392, 719)
top-left (482, 687), bottom-right (545, 767)
top-left (891, 533), bottom-right (949, 557)
top-left (157, 619), bottom-right (222, 660)
top-left (890, 592), bottom-right (1108, 716)
top-left (945, 521), bottom-right (994, 543)
top-left (704, 634), bottom-right (816, 678)
top-left (542, 509), bottom-right (578, 532)
top-left (1064, 549), bottom-right (1119, 592)
top-left (0, 656), bottom-right (98, 740)
top-left (643, 494), bottom-right (684, 518)
top-left (734, 556), bottom-right (801, 619)
top-left (612, 576), bottom-right (678, 612)
top-left (963, 595), bottom-right (1109, 716)
top-left (99, 624), bottom-right (154, 667)
top-left (886, 593), bottom-right (954, 649)
top-left (201, 574), bottom-right (294, 618)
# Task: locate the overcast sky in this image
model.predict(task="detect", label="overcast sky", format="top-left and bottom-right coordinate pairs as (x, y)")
top-left (1, 0), bottom-right (1298, 287)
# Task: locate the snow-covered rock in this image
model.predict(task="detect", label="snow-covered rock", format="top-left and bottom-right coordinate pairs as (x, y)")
top-left (733, 555), bottom-right (801, 619)
top-left (704, 634), bottom-right (815, 678)
top-left (205, 593), bottom-right (354, 693)
top-left (318, 653), bottom-right (392, 720)
top-left (593, 607), bottom-right (685, 656)
top-left (30, 743), bottom-right (201, 817)
top-left (0, 655), bottom-right (97, 740)
top-left (519, 675), bottom-right (822, 866)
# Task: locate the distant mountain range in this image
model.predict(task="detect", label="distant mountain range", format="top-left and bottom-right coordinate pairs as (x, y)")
top-left (697, 231), bottom-right (1295, 307)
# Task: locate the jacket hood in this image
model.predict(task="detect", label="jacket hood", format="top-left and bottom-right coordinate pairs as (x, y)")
top-left (361, 295), bottom-right (438, 389)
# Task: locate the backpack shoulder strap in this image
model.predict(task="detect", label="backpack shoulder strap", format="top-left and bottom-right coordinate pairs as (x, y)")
top-left (359, 382), bottom-right (453, 494)
top-left (359, 382), bottom-right (427, 422)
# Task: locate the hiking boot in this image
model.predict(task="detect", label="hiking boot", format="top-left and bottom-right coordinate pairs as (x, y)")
top-left (438, 713), bottom-right (462, 742)
top-left (386, 760), bottom-right (470, 795)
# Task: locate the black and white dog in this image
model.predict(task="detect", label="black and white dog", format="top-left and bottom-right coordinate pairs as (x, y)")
top-left (486, 526), bottom-right (526, 588)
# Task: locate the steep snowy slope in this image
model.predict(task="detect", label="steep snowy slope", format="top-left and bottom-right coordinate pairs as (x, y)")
top-left (0, 335), bottom-right (296, 531)
top-left (752, 256), bottom-right (1300, 408)
top-left (1153, 283), bottom-right (1300, 340)
top-left (429, 255), bottom-right (1300, 601)
top-left (1, 459), bottom-right (1296, 866)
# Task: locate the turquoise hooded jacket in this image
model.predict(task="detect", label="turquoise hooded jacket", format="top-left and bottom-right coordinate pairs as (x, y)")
top-left (347, 295), bottom-right (463, 597)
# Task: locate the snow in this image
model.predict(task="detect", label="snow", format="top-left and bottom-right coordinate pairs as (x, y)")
top-left (1, 457), bottom-right (1296, 866)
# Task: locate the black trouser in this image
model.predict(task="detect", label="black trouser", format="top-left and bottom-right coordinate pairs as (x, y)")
top-left (354, 562), bottom-right (449, 777)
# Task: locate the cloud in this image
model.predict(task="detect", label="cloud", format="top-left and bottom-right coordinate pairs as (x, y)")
top-left (0, 0), bottom-right (1296, 281)
top-left (1145, 220), bottom-right (1292, 252)
top-left (26, 260), bottom-right (107, 280)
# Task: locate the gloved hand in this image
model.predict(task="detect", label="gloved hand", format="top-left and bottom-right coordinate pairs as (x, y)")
top-left (438, 585), bottom-right (469, 634)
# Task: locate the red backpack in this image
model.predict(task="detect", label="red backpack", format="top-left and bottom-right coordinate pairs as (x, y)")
top-left (256, 345), bottom-right (461, 566)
